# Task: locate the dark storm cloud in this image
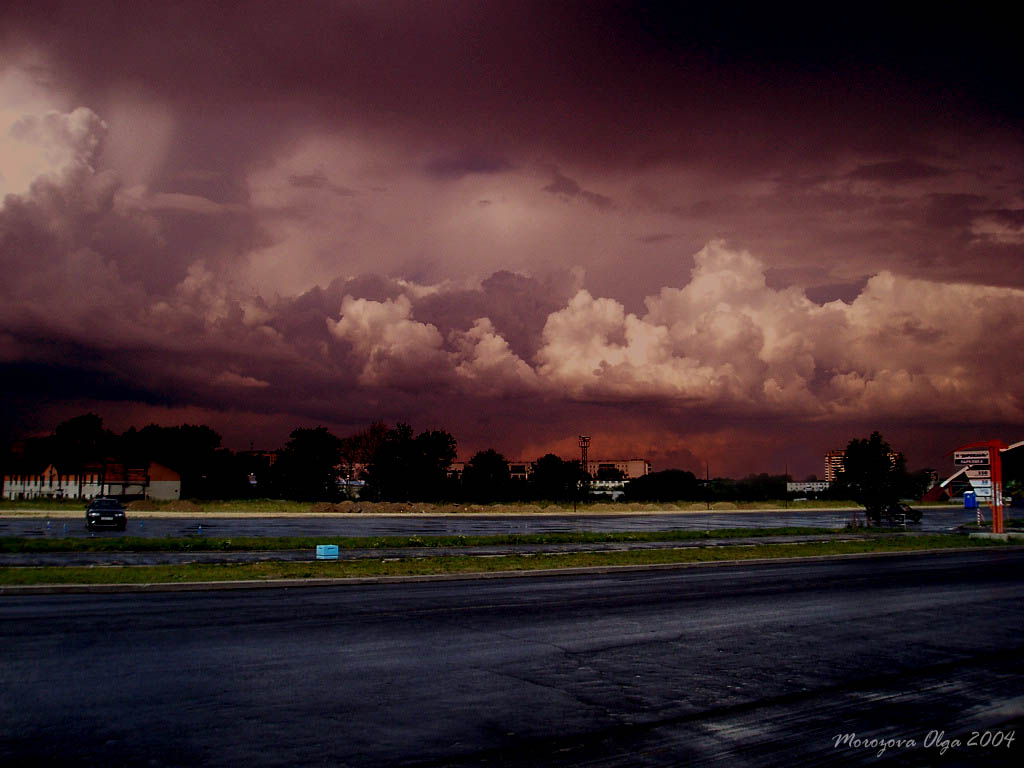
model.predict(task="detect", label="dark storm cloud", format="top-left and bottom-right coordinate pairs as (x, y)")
top-left (0, 360), bottom-right (166, 406)
top-left (288, 171), bottom-right (356, 196)
top-left (848, 160), bottom-right (950, 182)
top-left (542, 170), bottom-right (614, 210)
top-left (6, 0), bottom-right (1018, 172)
top-left (2, 1), bottom-right (1022, 476)
top-left (921, 193), bottom-right (987, 229)
top-left (413, 269), bottom-right (579, 361)
top-left (424, 151), bottom-right (513, 179)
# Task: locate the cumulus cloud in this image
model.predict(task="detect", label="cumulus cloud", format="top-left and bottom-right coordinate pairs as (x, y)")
top-left (451, 318), bottom-right (538, 396)
top-left (2, 106), bottom-right (107, 196)
top-left (527, 241), bottom-right (1024, 422)
top-left (327, 295), bottom-right (450, 387)
top-left (4, 121), bottom-right (1022, 434)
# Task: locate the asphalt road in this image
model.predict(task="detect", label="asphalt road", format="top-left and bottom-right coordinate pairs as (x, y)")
top-left (2, 550), bottom-right (1022, 767)
top-left (0, 506), bottom-right (985, 540)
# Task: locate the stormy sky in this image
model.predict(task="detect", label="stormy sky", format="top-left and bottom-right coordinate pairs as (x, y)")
top-left (1, 1), bottom-right (1021, 476)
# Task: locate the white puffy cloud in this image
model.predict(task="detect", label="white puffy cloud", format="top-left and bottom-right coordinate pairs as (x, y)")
top-left (327, 294), bottom-right (450, 387)
top-left (1, 103), bottom-right (107, 198)
top-left (451, 318), bottom-right (538, 396)
top-left (535, 289), bottom-right (730, 400)
top-left (531, 241), bottom-right (1024, 421)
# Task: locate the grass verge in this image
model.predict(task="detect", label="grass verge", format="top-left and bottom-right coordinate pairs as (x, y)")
top-left (961, 519), bottom-right (1023, 529)
top-left (1, 527), bottom-right (850, 554)
top-left (0, 498), bottom-right (883, 514)
top-left (0, 535), bottom-right (1009, 586)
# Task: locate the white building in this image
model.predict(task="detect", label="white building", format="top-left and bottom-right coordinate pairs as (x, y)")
top-left (450, 457), bottom-right (651, 481)
top-left (787, 481), bottom-right (831, 493)
top-left (2, 461), bottom-right (181, 501)
top-left (586, 459), bottom-right (651, 479)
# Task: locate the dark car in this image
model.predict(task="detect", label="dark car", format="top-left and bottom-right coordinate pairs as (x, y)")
top-left (86, 497), bottom-right (127, 531)
top-left (867, 502), bottom-right (921, 526)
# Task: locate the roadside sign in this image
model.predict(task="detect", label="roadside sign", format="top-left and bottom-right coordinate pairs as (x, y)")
top-left (315, 544), bottom-right (339, 560)
top-left (954, 449), bottom-right (990, 465)
top-left (965, 468), bottom-right (991, 479)
top-left (951, 439), bottom-right (1012, 535)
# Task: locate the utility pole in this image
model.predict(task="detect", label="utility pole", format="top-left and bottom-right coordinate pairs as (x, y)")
top-left (705, 463), bottom-right (710, 510)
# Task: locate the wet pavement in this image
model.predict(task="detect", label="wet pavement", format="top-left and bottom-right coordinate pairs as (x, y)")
top-left (0, 506), bottom-right (983, 541)
top-left (4, 550), bottom-right (1023, 766)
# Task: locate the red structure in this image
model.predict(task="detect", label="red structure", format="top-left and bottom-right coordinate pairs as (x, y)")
top-left (951, 440), bottom-right (1008, 534)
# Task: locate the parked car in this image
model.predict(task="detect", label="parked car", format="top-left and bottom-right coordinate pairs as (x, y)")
top-left (867, 502), bottom-right (921, 526)
top-left (86, 497), bottom-right (127, 531)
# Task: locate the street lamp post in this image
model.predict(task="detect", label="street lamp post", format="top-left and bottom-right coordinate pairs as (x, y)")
top-left (577, 436), bottom-right (590, 513)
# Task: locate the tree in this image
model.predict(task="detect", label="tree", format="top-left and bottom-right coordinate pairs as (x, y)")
top-left (832, 432), bottom-right (910, 521)
top-left (462, 449), bottom-right (511, 502)
top-left (339, 421), bottom-right (389, 480)
top-left (529, 454), bottom-right (582, 501)
top-left (414, 429), bottom-right (458, 501)
top-left (271, 427), bottom-right (343, 501)
top-left (362, 424), bottom-right (458, 501)
top-left (732, 473), bottom-right (789, 501)
top-left (1002, 448), bottom-right (1023, 507)
top-left (622, 469), bottom-right (701, 502)
top-left (125, 423), bottom-right (224, 498)
top-left (53, 413), bottom-right (115, 466)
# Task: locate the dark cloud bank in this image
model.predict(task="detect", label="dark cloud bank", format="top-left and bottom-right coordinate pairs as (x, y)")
top-left (1, 1), bottom-right (1021, 475)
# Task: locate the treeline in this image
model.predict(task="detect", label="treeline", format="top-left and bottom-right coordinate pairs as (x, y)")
top-left (4, 414), bottom-right (250, 499)
top-left (4, 416), bottom-right (967, 504)
top-left (1, 415), bottom-right (586, 503)
top-left (282, 423), bottom-right (588, 503)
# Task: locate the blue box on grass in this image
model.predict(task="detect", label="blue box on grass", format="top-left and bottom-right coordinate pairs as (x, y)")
top-left (316, 544), bottom-right (339, 560)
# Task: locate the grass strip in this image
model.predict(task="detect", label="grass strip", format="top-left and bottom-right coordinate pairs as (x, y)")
top-left (962, 519), bottom-right (1023, 529)
top-left (0, 527), bottom-right (861, 554)
top-left (0, 535), bottom-right (1009, 586)
top-left (0, 498), bottom-right (882, 513)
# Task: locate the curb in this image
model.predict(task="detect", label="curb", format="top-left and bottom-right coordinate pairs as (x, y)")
top-left (3, 545), bottom-right (1022, 595)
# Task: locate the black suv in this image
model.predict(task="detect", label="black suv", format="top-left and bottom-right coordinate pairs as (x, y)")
top-left (86, 498), bottom-right (127, 531)
top-left (867, 502), bottom-right (922, 526)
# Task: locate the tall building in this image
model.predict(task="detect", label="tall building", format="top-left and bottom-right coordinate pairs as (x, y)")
top-left (824, 450), bottom-right (845, 483)
top-left (825, 447), bottom-right (900, 482)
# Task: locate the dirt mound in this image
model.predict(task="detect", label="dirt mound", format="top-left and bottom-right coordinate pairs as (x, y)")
top-left (309, 501), bottom-right (370, 514)
top-left (311, 502), bottom-right (341, 514)
top-left (127, 499), bottom-right (158, 511)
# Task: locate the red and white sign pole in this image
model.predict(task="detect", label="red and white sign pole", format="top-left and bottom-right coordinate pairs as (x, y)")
top-left (991, 444), bottom-right (1004, 535)
top-left (953, 440), bottom-right (1005, 534)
